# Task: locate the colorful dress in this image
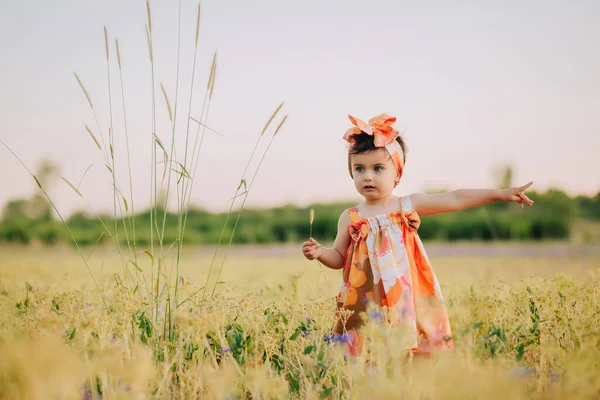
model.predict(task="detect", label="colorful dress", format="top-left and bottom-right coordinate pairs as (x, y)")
top-left (333, 197), bottom-right (453, 356)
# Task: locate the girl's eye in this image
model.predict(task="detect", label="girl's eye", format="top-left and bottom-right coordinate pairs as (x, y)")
top-left (355, 167), bottom-right (364, 172)
top-left (374, 166), bottom-right (383, 172)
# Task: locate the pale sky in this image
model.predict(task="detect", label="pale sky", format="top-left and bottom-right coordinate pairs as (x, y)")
top-left (1, 0), bottom-right (599, 216)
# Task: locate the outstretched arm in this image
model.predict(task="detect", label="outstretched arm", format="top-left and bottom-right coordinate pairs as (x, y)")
top-left (410, 182), bottom-right (535, 217)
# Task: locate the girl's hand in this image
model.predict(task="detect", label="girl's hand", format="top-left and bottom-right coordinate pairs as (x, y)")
top-left (302, 238), bottom-right (322, 260)
top-left (501, 181), bottom-right (535, 208)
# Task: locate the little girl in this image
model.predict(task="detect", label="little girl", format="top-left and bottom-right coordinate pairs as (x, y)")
top-left (302, 113), bottom-right (534, 357)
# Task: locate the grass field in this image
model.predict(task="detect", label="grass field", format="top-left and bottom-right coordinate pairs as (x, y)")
top-left (1, 243), bottom-right (599, 399)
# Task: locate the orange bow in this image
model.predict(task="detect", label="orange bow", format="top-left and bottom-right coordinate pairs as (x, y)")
top-left (343, 113), bottom-right (399, 147)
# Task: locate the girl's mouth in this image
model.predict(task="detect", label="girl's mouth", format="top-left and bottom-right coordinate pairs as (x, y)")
top-left (363, 185), bottom-right (375, 190)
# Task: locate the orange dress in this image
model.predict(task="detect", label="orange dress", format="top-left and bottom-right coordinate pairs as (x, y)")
top-left (333, 197), bottom-right (453, 356)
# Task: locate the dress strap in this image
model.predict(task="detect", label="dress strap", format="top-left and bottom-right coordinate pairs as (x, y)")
top-left (400, 195), bottom-right (414, 213)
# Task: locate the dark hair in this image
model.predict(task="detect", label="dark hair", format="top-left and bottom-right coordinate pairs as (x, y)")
top-left (347, 133), bottom-right (408, 176)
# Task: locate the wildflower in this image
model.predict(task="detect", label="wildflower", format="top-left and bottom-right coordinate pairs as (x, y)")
top-left (368, 310), bottom-right (384, 320)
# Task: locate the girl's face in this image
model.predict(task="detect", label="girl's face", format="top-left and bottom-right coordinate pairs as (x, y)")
top-left (350, 148), bottom-right (399, 201)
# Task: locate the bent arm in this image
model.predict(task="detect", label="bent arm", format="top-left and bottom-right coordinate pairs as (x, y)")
top-left (317, 211), bottom-right (351, 269)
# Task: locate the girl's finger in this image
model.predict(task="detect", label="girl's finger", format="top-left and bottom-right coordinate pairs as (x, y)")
top-left (518, 192), bottom-right (534, 205)
top-left (518, 181), bottom-right (533, 191)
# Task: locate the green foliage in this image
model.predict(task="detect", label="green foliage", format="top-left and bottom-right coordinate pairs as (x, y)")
top-left (1, 189), bottom-right (598, 245)
top-left (576, 192), bottom-right (600, 219)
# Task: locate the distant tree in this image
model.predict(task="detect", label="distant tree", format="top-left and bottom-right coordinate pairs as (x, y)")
top-left (28, 158), bottom-right (61, 221)
top-left (1, 158), bottom-right (61, 223)
top-left (2, 199), bottom-right (30, 223)
top-left (576, 191), bottom-right (600, 220)
top-left (491, 162), bottom-right (514, 190)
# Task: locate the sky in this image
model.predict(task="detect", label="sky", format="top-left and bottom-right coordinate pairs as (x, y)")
top-left (1, 0), bottom-right (599, 217)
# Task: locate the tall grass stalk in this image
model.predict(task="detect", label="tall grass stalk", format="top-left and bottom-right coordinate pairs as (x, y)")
top-left (173, 2), bottom-right (202, 309)
top-left (0, 139), bottom-right (107, 307)
top-left (145, 0), bottom-right (158, 323)
top-left (309, 208), bottom-right (332, 292)
top-left (75, 68), bottom-right (134, 289)
top-left (4, 1), bottom-right (288, 352)
top-left (200, 103), bottom-right (284, 301)
top-left (209, 114), bottom-right (288, 298)
top-left (104, 26), bottom-right (134, 290)
top-left (103, 27), bottom-right (142, 294)
top-left (61, 177), bottom-right (150, 296)
top-left (115, 37), bottom-right (138, 267)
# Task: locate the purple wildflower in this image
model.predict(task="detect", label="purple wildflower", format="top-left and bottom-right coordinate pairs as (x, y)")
top-left (368, 310), bottom-right (384, 320)
top-left (82, 382), bottom-right (103, 400)
top-left (333, 334), bottom-right (351, 343)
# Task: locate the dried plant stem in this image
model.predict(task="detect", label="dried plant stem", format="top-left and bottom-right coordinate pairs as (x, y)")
top-left (210, 114), bottom-right (288, 298)
top-left (115, 37), bottom-right (141, 293)
top-left (156, 0), bottom-right (183, 316)
top-left (173, 0), bottom-right (203, 308)
top-left (63, 179), bottom-right (144, 293)
top-left (74, 73), bottom-right (110, 161)
top-left (0, 139), bottom-right (107, 307)
top-left (182, 54), bottom-right (221, 304)
top-left (200, 121), bottom-right (258, 300)
top-left (105, 27), bottom-right (121, 277)
top-left (145, 13), bottom-right (158, 321)
top-left (146, 0), bottom-right (152, 33)
top-left (308, 209), bottom-right (331, 291)
top-left (202, 104), bottom-right (284, 300)
top-left (104, 27), bottom-right (136, 292)
top-left (85, 125), bottom-right (102, 150)
top-left (262, 102), bottom-right (284, 136)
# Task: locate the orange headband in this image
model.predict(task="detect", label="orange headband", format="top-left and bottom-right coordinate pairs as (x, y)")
top-left (343, 113), bottom-right (404, 175)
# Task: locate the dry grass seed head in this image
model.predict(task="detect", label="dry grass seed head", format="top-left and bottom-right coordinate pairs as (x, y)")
top-left (261, 102), bottom-right (284, 136)
top-left (74, 73), bottom-right (94, 109)
top-left (103, 26), bottom-right (109, 61)
top-left (160, 83), bottom-right (173, 122)
top-left (195, 3), bottom-right (201, 46)
top-left (115, 39), bottom-right (122, 70)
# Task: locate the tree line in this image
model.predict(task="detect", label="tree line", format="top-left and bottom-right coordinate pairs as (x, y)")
top-left (1, 188), bottom-right (598, 246)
